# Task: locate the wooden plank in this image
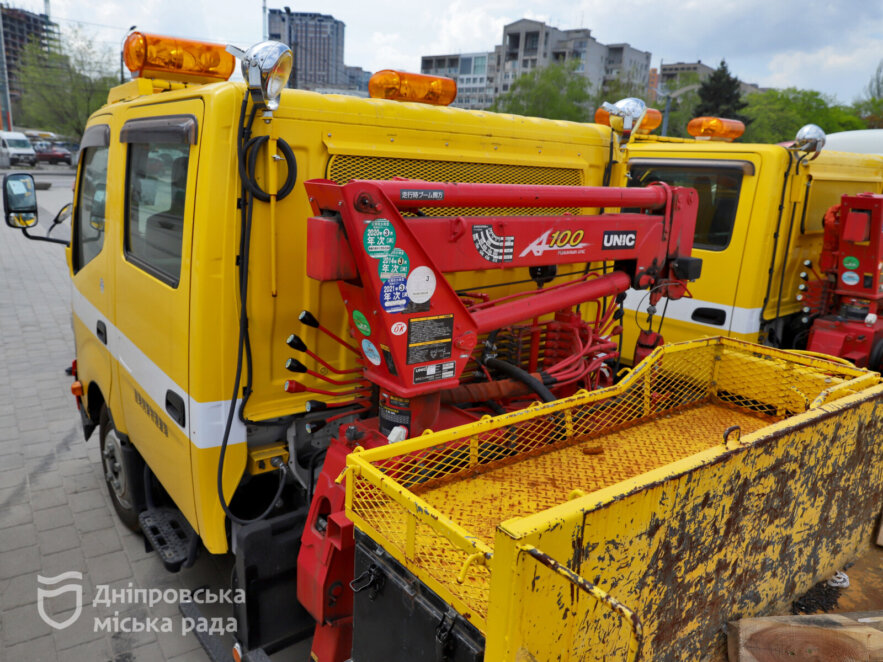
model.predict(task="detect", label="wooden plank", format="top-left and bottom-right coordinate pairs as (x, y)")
top-left (728, 613), bottom-right (883, 662)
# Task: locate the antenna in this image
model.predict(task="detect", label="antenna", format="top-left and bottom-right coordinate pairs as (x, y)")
top-left (262, 0), bottom-right (268, 41)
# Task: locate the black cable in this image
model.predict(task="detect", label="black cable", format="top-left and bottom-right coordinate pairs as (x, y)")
top-left (243, 135), bottom-right (297, 202)
top-left (215, 96), bottom-right (293, 526)
top-left (774, 199), bottom-right (800, 328)
top-left (484, 357), bottom-right (556, 403)
top-left (235, 104), bottom-right (298, 427)
top-left (759, 150), bottom-right (794, 341)
top-left (656, 295), bottom-right (671, 335)
top-left (482, 400), bottom-right (507, 416)
top-left (455, 269), bottom-right (584, 295)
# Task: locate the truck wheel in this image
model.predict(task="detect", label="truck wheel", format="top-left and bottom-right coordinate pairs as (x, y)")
top-left (99, 407), bottom-right (143, 531)
top-left (870, 340), bottom-right (883, 373)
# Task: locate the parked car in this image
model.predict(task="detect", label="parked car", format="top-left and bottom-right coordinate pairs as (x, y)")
top-left (0, 131), bottom-right (37, 166)
top-left (34, 143), bottom-right (72, 165)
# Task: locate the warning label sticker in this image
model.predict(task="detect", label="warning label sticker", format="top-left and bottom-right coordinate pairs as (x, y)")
top-left (400, 189), bottom-right (445, 202)
top-left (406, 314), bottom-right (453, 365)
top-left (472, 224), bottom-right (514, 263)
top-left (413, 361), bottom-right (456, 385)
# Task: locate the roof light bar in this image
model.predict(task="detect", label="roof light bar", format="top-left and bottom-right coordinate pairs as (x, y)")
top-left (123, 31), bottom-right (235, 83)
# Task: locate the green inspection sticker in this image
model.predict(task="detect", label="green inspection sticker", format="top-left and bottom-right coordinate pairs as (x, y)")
top-left (363, 219), bottom-right (396, 257)
top-left (352, 310), bottom-right (372, 336)
top-left (843, 256), bottom-right (860, 270)
top-left (378, 248), bottom-right (410, 280)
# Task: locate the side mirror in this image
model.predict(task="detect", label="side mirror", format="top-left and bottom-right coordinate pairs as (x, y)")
top-left (3, 173), bottom-right (38, 228)
top-left (46, 203), bottom-right (72, 238)
top-left (53, 203), bottom-right (72, 226)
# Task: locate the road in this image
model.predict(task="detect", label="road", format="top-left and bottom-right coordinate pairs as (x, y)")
top-left (0, 168), bottom-right (308, 661)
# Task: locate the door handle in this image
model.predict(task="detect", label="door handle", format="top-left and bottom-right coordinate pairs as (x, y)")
top-left (691, 307), bottom-right (726, 326)
top-left (165, 390), bottom-right (186, 427)
top-left (96, 320), bottom-right (107, 345)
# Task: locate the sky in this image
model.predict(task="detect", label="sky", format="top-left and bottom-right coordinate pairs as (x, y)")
top-left (13, 0), bottom-right (883, 104)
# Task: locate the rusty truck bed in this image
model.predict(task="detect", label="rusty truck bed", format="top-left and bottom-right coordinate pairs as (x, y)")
top-left (346, 337), bottom-right (883, 661)
top-left (412, 401), bottom-right (777, 548)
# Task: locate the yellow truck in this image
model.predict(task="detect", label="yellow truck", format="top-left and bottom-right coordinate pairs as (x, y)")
top-left (3, 29), bottom-right (882, 661)
top-left (618, 120), bottom-right (883, 362)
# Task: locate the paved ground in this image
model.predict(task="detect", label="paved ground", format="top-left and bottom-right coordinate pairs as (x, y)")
top-left (0, 173), bottom-right (307, 661)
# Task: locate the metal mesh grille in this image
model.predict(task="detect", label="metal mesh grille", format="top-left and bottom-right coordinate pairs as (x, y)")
top-left (327, 154), bottom-right (583, 216)
top-left (348, 339), bottom-right (871, 629)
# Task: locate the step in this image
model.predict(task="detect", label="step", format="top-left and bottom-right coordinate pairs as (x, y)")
top-left (139, 507), bottom-right (196, 572)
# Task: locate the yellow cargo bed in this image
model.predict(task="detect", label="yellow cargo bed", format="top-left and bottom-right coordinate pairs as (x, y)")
top-left (346, 337), bottom-right (883, 661)
top-left (413, 401), bottom-right (776, 547)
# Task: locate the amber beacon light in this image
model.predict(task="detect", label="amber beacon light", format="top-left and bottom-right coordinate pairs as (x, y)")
top-left (687, 116), bottom-right (745, 141)
top-left (594, 106), bottom-right (662, 134)
top-left (368, 70), bottom-right (457, 106)
top-left (123, 31), bottom-right (236, 83)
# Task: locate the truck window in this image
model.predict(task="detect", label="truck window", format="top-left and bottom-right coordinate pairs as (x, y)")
top-left (72, 146), bottom-right (109, 271)
top-left (629, 165), bottom-right (744, 251)
top-left (125, 143), bottom-right (189, 286)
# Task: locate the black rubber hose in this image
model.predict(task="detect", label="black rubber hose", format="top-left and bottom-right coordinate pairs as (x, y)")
top-left (243, 134), bottom-right (297, 202)
top-left (215, 97), bottom-right (289, 526)
top-left (484, 357), bottom-right (556, 403)
top-left (483, 400), bottom-right (507, 415)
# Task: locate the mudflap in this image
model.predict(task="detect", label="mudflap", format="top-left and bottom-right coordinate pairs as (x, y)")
top-left (78, 399), bottom-right (97, 440)
top-left (352, 530), bottom-right (484, 662)
top-left (233, 508), bottom-right (315, 653)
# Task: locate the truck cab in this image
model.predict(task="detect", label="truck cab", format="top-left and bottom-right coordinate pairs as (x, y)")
top-left (24, 32), bottom-right (640, 657)
top-left (620, 128), bottom-right (883, 359)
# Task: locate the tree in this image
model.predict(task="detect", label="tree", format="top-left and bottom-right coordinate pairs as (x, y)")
top-left (694, 60), bottom-right (748, 123)
top-left (742, 88), bottom-right (865, 143)
top-left (853, 59), bottom-right (883, 128)
top-left (491, 61), bottom-right (592, 122)
top-left (16, 28), bottom-right (117, 138)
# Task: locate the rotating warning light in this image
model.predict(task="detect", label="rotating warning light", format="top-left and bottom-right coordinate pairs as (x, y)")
top-left (123, 31), bottom-right (235, 83)
top-left (368, 70), bottom-right (457, 106)
top-left (686, 117), bottom-right (745, 141)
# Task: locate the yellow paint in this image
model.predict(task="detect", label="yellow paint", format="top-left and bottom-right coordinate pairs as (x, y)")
top-left (246, 443), bottom-right (289, 475)
top-left (346, 337), bottom-right (883, 659)
top-left (620, 136), bottom-right (883, 362)
top-left (74, 79), bottom-right (618, 554)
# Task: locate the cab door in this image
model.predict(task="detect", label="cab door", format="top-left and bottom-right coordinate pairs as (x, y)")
top-left (114, 103), bottom-right (203, 527)
top-left (70, 122), bottom-right (113, 428)
top-left (622, 157), bottom-right (760, 358)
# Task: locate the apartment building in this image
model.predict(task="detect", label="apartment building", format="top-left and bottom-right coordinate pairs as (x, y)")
top-left (267, 9), bottom-right (347, 89)
top-left (421, 18), bottom-right (650, 110)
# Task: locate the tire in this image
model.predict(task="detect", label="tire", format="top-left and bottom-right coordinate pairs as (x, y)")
top-left (99, 407), bottom-right (144, 531)
top-left (869, 339), bottom-right (883, 374)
